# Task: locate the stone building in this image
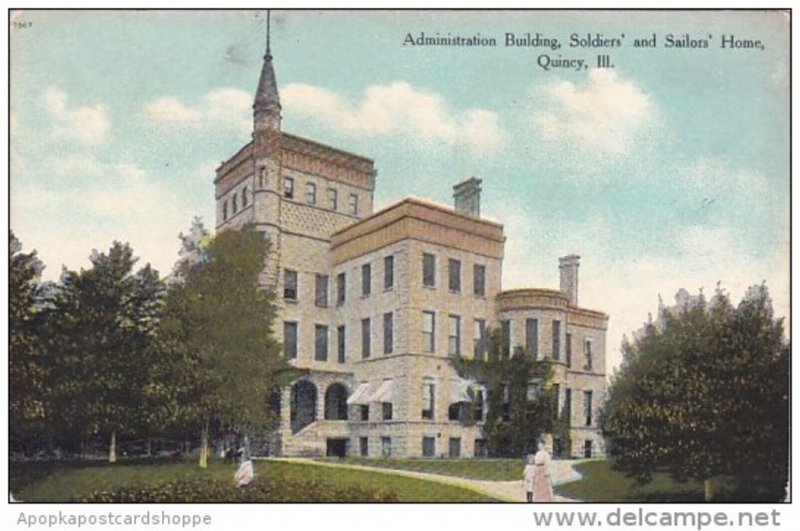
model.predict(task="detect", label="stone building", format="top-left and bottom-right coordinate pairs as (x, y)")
top-left (213, 31), bottom-right (608, 458)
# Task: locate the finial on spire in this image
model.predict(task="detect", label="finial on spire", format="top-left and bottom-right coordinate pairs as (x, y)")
top-left (266, 10), bottom-right (271, 57)
top-left (253, 9), bottom-right (281, 131)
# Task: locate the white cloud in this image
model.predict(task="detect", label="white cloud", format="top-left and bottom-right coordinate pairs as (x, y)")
top-left (12, 153), bottom-right (213, 280)
top-left (143, 87), bottom-right (251, 134)
top-left (42, 87), bottom-right (110, 144)
top-left (282, 81), bottom-right (508, 155)
top-left (530, 70), bottom-right (659, 173)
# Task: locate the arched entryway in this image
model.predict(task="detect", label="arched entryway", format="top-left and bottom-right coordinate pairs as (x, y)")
top-left (324, 383), bottom-right (349, 420)
top-left (290, 380), bottom-right (317, 434)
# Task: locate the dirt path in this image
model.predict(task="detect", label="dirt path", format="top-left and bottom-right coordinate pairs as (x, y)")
top-left (261, 457), bottom-right (583, 502)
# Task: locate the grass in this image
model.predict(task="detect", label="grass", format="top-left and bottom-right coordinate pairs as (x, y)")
top-left (11, 459), bottom-right (500, 503)
top-left (327, 457), bottom-right (524, 481)
top-left (554, 460), bottom-right (733, 502)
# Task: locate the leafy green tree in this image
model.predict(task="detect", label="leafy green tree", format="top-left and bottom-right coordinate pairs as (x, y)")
top-left (43, 243), bottom-right (165, 459)
top-left (602, 284), bottom-right (789, 501)
top-left (453, 328), bottom-right (556, 457)
top-left (159, 225), bottom-right (293, 465)
top-left (9, 231), bottom-right (48, 454)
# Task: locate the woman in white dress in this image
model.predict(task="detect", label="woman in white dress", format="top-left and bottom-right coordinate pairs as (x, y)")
top-left (530, 440), bottom-right (554, 501)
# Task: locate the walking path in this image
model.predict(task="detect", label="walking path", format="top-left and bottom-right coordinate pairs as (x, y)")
top-left (260, 457), bottom-right (583, 502)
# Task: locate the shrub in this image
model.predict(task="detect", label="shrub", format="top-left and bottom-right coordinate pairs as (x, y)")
top-left (75, 476), bottom-right (399, 503)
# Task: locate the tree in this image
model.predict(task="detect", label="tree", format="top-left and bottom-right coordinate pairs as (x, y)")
top-left (159, 224), bottom-right (293, 466)
top-left (43, 242), bottom-right (165, 460)
top-left (601, 284), bottom-right (789, 501)
top-left (169, 216), bottom-right (210, 283)
top-left (9, 231), bottom-right (48, 453)
top-left (453, 328), bottom-right (556, 458)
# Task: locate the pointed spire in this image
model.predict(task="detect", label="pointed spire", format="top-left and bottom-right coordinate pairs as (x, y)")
top-left (253, 10), bottom-right (281, 131)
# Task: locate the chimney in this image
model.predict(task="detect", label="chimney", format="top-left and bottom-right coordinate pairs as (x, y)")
top-left (559, 255), bottom-right (580, 306)
top-left (453, 177), bottom-right (482, 217)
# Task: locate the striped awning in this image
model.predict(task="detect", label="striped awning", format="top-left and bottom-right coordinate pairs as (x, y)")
top-left (450, 378), bottom-right (474, 403)
top-left (346, 382), bottom-right (374, 405)
top-left (369, 379), bottom-right (394, 403)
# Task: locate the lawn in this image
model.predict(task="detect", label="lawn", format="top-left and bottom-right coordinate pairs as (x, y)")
top-left (11, 459), bottom-right (500, 503)
top-left (555, 460), bottom-right (732, 502)
top-left (330, 457), bottom-right (524, 481)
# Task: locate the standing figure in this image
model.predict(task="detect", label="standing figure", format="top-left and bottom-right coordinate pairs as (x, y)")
top-left (234, 435), bottom-right (255, 488)
top-left (523, 454), bottom-right (536, 502)
top-left (531, 440), bottom-right (554, 501)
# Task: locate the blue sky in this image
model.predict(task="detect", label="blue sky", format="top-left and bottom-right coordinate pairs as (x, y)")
top-left (9, 10), bottom-right (790, 372)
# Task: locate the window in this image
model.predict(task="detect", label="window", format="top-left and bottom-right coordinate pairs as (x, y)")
top-left (383, 312), bottom-right (394, 354)
top-left (283, 269), bottom-right (298, 300)
top-left (259, 167), bottom-right (266, 188)
top-left (283, 322), bottom-right (298, 359)
top-left (422, 311), bottom-right (435, 353)
top-left (223, 200), bottom-right (228, 221)
top-left (473, 264), bottom-right (486, 296)
top-left (348, 193), bottom-right (359, 215)
top-left (382, 402), bottom-right (393, 420)
top-left (527, 382), bottom-right (540, 401)
top-left (473, 319), bottom-right (486, 360)
top-left (422, 436), bottom-right (436, 457)
top-left (475, 439), bottom-right (489, 458)
top-left (306, 182), bottom-right (316, 205)
top-left (384, 255), bottom-right (394, 290)
top-left (359, 437), bottom-right (369, 456)
top-left (328, 188), bottom-right (338, 211)
top-left (315, 325), bottom-right (328, 361)
top-left (381, 437), bottom-right (392, 457)
top-left (422, 253), bottom-right (436, 287)
top-left (448, 437), bottom-right (461, 458)
top-left (473, 388), bottom-right (485, 421)
top-left (361, 318), bottom-right (371, 359)
top-left (315, 274), bottom-right (329, 307)
top-left (449, 402), bottom-right (468, 421)
top-left (232, 192), bottom-right (238, 213)
top-left (361, 263), bottom-right (371, 297)
top-left (242, 186), bottom-right (248, 207)
top-left (501, 384), bottom-right (511, 421)
top-left (284, 176), bottom-right (294, 199)
top-left (553, 383), bottom-right (560, 419)
top-left (360, 405), bottom-right (369, 421)
top-left (552, 320), bottom-right (561, 360)
top-left (564, 388), bottom-right (572, 420)
top-left (500, 320), bottom-right (511, 358)
top-left (448, 259), bottom-right (461, 292)
top-left (337, 325), bottom-right (346, 363)
top-left (585, 339), bottom-right (593, 371)
top-left (336, 273), bottom-right (346, 305)
top-left (584, 440), bottom-right (593, 458)
top-left (422, 381), bottom-right (435, 419)
top-left (566, 333), bottom-right (573, 368)
top-left (584, 390), bottom-right (593, 426)
top-left (448, 315), bottom-right (461, 357)
top-left (526, 319), bottom-right (539, 359)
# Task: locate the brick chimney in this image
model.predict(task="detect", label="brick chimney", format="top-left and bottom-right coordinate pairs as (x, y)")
top-left (453, 177), bottom-right (482, 217)
top-left (559, 255), bottom-right (580, 306)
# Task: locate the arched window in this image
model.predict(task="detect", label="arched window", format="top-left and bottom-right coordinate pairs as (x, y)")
top-left (290, 380), bottom-right (317, 434)
top-left (324, 383), bottom-right (349, 420)
top-left (242, 186), bottom-right (249, 207)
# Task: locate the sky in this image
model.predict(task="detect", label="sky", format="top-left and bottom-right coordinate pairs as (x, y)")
top-left (8, 9), bottom-right (790, 373)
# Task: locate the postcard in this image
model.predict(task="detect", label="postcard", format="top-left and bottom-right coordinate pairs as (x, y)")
top-left (6, 7), bottom-right (791, 521)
